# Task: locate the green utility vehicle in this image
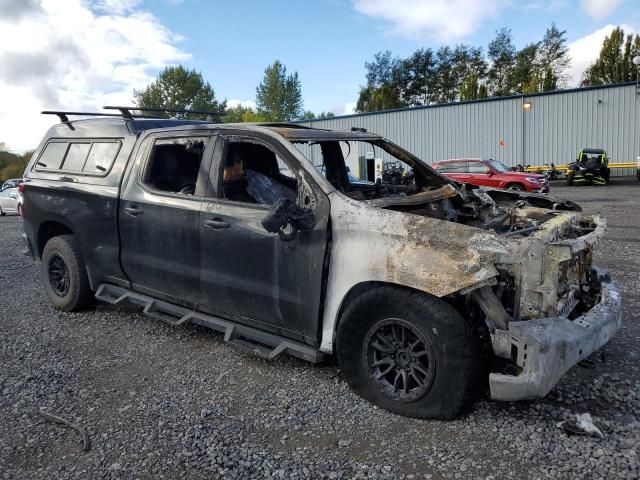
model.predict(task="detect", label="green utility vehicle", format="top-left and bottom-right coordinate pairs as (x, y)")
top-left (566, 148), bottom-right (610, 186)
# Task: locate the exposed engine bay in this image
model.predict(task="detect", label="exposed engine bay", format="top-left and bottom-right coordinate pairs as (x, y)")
top-left (295, 134), bottom-right (603, 325)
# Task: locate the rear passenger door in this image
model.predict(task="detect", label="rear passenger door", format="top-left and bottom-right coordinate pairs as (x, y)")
top-left (198, 132), bottom-right (330, 344)
top-left (119, 131), bottom-right (216, 306)
top-left (441, 161), bottom-right (470, 182)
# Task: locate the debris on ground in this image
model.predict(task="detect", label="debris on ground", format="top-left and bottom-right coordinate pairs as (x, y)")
top-left (38, 410), bottom-right (91, 452)
top-left (557, 413), bottom-right (605, 439)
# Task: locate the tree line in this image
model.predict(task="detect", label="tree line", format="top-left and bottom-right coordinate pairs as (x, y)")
top-left (355, 24), bottom-right (638, 112)
top-left (0, 144), bottom-right (33, 183)
top-left (134, 24), bottom-right (639, 122)
top-left (135, 61), bottom-right (339, 123)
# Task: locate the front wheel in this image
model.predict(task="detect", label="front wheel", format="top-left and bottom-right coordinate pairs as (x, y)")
top-left (42, 235), bottom-right (93, 311)
top-left (337, 287), bottom-right (483, 419)
top-left (506, 183), bottom-right (525, 191)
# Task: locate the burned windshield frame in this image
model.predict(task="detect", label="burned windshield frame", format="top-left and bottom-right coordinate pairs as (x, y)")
top-left (292, 138), bottom-right (447, 189)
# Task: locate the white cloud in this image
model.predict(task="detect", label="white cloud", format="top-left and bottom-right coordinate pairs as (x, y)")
top-left (581, 0), bottom-right (624, 20)
top-left (0, 0), bottom-right (190, 151)
top-left (227, 99), bottom-right (257, 110)
top-left (567, 23), bottom-right (636, 85)
top-left (335, 102), bottom-right (357, 115)
top-left (352, 0), bottom-right (503, 41)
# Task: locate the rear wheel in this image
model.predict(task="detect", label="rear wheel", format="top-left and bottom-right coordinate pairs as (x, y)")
top-left (42, 235), bottom-right (93, 311)
top-left (17, 203), bottom-right (22, 216)
top-left (337, 287), bottom-right (483, 419)
top-left (0, 206), bottom-right (4, 216)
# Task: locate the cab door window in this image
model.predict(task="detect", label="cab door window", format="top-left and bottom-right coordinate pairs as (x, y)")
top-left (220, 140), bottom-right (297, 205)
top-left (142, 137), bottom-right (209, 196)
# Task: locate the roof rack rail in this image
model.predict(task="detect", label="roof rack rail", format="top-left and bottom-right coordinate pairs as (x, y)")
top-left (42, 110), bottom-right (147, 130)
top-left (103, 105), bottom-right (224, 121)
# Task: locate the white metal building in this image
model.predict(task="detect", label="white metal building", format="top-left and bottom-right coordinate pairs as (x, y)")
top-left (297, 82), bottom-right (639, 179)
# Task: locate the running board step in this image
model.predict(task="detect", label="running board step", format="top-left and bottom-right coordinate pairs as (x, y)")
top-left (95, 284), bottom-right (323, 363)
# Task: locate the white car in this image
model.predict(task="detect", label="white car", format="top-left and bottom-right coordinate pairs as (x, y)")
top-left (0, 187), bottom-right (22, 216)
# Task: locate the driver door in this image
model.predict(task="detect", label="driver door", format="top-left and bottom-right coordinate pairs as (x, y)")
top-left (199, 132), bottom-right (330, 344)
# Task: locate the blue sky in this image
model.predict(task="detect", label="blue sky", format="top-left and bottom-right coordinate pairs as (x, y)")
top-left (0, 0), bottom-right (638, 150)
top-left (142, 0), bottom-right (640, 114)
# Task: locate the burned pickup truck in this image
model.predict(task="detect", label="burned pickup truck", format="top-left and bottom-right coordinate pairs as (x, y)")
top-left (21, 108), bottom-right (622, 419)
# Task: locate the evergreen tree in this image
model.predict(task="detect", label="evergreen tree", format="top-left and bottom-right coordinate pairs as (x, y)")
top-left (255, 60), bottom-right (303, 121)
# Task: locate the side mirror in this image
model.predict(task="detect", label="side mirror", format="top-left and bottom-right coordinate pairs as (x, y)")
top-left (261, 198), bottom-right (315, 241)
top-left (487, 169), bottom-right (494, 176)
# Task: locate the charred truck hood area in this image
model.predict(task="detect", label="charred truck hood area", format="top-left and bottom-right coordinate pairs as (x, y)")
top-left (301, 131), bottom-right (622, 402)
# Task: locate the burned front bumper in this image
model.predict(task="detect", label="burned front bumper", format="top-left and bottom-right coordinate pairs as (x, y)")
top-left (489, 268), bottom-right (622, 401)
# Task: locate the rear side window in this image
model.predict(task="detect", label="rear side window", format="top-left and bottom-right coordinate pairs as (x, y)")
top-left (34, 140), bottom-right (121, 175)
top-left (36, 142), bottom-right (67, 170)
top-left (63, 143), bottom-right (91, 171)
top-left (468, 161), bottom-right (491, 173)
top-left (84, 142), bottom-right (121, 173)
top-left (437, 161), bottom-right (468, 173)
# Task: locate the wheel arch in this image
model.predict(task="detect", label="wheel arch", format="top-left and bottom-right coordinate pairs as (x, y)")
top-left (330, 281), bottom-right (440, 352)
top-left (37, 219), bottom-right (75, 257)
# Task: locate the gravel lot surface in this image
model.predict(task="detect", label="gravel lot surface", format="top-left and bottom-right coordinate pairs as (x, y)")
top-left (1, 179), bottom-right (639, 479)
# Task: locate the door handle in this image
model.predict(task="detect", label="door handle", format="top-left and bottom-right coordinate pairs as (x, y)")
top-left (124, 205), bottom-right (143, 216)
top-left (204, 218), bottom-right (230, 230)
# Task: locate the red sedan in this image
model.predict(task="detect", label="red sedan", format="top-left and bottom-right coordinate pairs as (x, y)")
top-left (432, 158), bottom-right (549, 193)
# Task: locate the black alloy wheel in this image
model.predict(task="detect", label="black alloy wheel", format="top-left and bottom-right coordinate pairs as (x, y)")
top-left (363, 318), bottom-right (436, 402)
top-left (48, 254), bottom-right (70, 297)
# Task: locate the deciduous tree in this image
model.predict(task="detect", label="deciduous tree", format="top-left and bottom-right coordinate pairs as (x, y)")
top-left (487, 28), bottom-right (516, 96)
top-left (134, 65), bottom-right (226, 119)
top-left (583, 27), bottom-right (640, 85)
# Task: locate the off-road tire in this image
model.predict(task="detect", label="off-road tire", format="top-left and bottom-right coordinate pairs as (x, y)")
top-left (42, 235), bottom-right (93, 311)
top-left (506, 183), bottom-right (525, 191)
top-left (566, 171), bottom-right (574, 186)
top-left (336, 286), bottom-right (483, 419)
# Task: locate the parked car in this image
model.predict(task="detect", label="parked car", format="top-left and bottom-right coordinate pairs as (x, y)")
top-left (21, 110), bottom-right (621, 419)
top-left (0, 187), bottom-right (22, 215)
top-left (432, 158), bottom-right (549, 193)
top-left (1, 178), bottom-right (23, 191)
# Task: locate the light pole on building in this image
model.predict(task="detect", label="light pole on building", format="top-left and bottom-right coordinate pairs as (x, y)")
top-left (634, 56), bottom-right (640, 94)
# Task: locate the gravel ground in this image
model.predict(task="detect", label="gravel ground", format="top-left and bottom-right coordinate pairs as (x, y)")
top-left (1, 178), bottom-right (639, 479)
